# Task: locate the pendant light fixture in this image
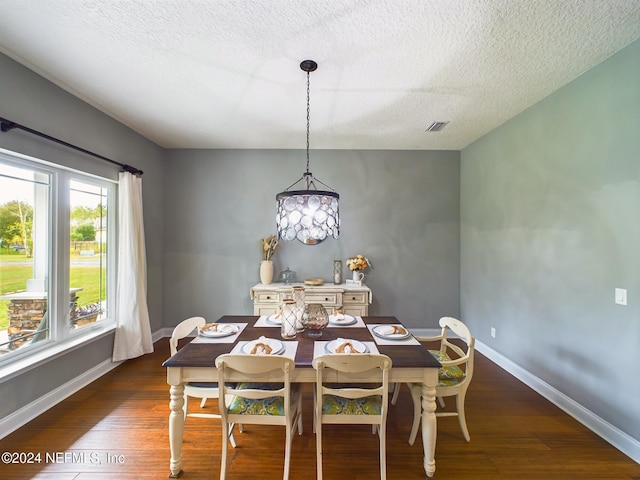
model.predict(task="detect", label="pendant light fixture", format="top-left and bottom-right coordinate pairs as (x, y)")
top-left (276, 60), bottom-right (340, 245)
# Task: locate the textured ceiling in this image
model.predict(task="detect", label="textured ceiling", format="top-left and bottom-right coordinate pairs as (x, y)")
top-left (0, 0), bottom-right (639, 150)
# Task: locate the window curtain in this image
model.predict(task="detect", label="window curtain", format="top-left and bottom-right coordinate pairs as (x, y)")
top-left (112, 171), bottom-right (153, 362)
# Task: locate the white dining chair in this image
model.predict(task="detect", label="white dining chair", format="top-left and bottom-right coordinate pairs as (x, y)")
top-left (215, 354), bottom-right (303, 480)
top-left (392, 316), bottom-right (475, 444)
top-left (312, 353), bottom-right (392, 480)
top-left (169, 316), bottom-right (237, 447)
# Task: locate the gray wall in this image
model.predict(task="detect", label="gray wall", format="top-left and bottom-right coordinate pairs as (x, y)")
top-left (461, 39), bottom-right (640, 441)
top-left (163, 149), bottom-right (460, 327)
top-left (0, 53), bottom-right (165, 418)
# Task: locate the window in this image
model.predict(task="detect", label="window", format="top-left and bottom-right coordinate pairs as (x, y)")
top-left (0, 151), bottom-right (116, 363)
top-left (69, 180), bottom-right (109, 331)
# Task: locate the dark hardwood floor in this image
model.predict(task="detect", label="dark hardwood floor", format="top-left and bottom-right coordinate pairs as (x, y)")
top-left (1, 338), bottom-right (638, 479)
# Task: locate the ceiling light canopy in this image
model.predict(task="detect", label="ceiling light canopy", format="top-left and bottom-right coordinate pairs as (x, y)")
top-left (275, 60), bottom-right (340, 245)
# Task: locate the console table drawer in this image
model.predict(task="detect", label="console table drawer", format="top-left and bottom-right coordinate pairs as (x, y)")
top-left (342, 292), bottom-right (368, 304)
top-left (305, 292), bottom-right (339, 305)
top-left (254, 292), bottom-right (280, 303)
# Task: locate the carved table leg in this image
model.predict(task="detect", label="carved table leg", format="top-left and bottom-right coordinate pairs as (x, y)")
top-left (421, 373), bottom-right (437, 477)
top-left (169, 383), bottom-right (185, 478)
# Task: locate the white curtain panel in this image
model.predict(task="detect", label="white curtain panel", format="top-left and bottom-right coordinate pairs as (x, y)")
top-left (112, 171), bottom-right (154, 362)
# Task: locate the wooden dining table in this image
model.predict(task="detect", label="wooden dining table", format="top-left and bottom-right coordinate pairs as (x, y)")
top-left (163, 315), bottom-right (441, 478)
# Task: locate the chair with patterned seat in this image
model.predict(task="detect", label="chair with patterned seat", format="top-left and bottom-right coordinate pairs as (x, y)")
top-left (215, 354), bottom-right (303, 480)
top-left (312, 353), bottom-right (392, 480)
top-left (392, 316), bottom-right (475, 444)
top-left (169, 316), bottom-right (237, 447)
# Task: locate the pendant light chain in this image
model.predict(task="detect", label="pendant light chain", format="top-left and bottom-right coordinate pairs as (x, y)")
top-left (305, 69), bottom-right (311, 175)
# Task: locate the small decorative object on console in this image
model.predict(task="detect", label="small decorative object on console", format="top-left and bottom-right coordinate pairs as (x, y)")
top-left (346, 254), bottom-right (371, 285)
top-left (259, 234), bottom-right (280, 285)
top-left (278, 267), bottom-right (297, 284)
top-left (346, 254), bottom-right (372, 272)
top-left (333, 259), bottom-right (343, 284)
top-left (260, 234), bottom-right (279, 261)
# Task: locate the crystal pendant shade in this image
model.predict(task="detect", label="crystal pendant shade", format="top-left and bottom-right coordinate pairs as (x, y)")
top-left (276, 189), bottom-right (339, 245)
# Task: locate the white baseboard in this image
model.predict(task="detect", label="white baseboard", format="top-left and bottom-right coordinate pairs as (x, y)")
top-left (154, 327), bottom-right (173, 342)
top-left (474, 339), bottom-right (640, 464)
top-left (0, 357), bottom-right (121, 439)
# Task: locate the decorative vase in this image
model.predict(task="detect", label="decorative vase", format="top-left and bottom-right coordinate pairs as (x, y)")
top-left (260, 260), bottom-right (274, 285)
top-left (302, 303), bottom-right (329, 338)
top-left (352, 270), bottom-right (365, 282)
top-left (333, 260), bottom-right (343, 284)
top-left (280, 300), bottom-right (297, 339)
top-left (291, 286), bottom-right (306, 332)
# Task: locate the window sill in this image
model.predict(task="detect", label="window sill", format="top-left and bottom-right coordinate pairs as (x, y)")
top-left (0, 324), bottom-right (116, 384)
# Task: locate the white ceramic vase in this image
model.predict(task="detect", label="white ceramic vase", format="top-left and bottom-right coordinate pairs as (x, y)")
top-left (260, 260), bottom-right (274, 285)
top-left (352, 270), bottom-right (365, 282)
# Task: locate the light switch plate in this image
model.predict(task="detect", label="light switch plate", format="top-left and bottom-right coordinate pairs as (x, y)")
top-left (615, 288), bottom-right (627, 306)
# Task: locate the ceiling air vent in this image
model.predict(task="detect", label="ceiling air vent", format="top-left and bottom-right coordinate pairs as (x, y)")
top-left (425, 121), bottom-right (449, 132)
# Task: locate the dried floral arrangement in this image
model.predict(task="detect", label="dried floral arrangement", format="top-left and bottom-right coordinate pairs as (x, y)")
top-left (260, 234), bottom-right (279, 261)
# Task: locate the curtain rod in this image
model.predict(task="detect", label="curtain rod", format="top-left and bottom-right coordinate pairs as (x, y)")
top-left (0, 117), bottom-right (143, 176)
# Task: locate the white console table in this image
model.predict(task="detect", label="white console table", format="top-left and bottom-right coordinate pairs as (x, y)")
top-left (250, 282), bottom-right (372, 316)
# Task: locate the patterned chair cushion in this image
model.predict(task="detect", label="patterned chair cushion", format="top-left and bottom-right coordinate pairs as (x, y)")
top-left (228, 382), bottom-right (296, 416)
top-left (321, 394), bottom-right (382, 415)
top-left (428, 350), bottom-right (466, 387)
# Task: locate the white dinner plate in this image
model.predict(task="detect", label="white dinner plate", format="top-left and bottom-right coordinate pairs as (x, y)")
top-left (328, 314), bottom-right (356, 326)
top-left (199, 323), bottom-right (239, 338)
top-left (242, 337), bottom-right (285, 355)
top-left (325, 338), bottom-right (368, 354)
top-left (266, 313), bottom-right (283, 325)
top-left (372, 325), bottom-right (410, 340)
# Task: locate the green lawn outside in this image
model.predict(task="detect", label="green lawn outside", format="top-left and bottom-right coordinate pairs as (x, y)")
top-left (0, 253), bottom-right (105, 331)
top-left (70, 265), bottom-right (107, 309)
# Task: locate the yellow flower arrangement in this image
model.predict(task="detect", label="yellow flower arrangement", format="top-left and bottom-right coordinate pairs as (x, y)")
top-left (346, 254), bottom-right (372, 272)
top-left (260, 234), bottom-right (279, 261)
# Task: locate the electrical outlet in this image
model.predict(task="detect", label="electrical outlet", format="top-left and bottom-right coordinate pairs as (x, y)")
top-left (615, 288), bottom-right (627, 306)
top-left (491, 327), bottom-right (496, 338)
